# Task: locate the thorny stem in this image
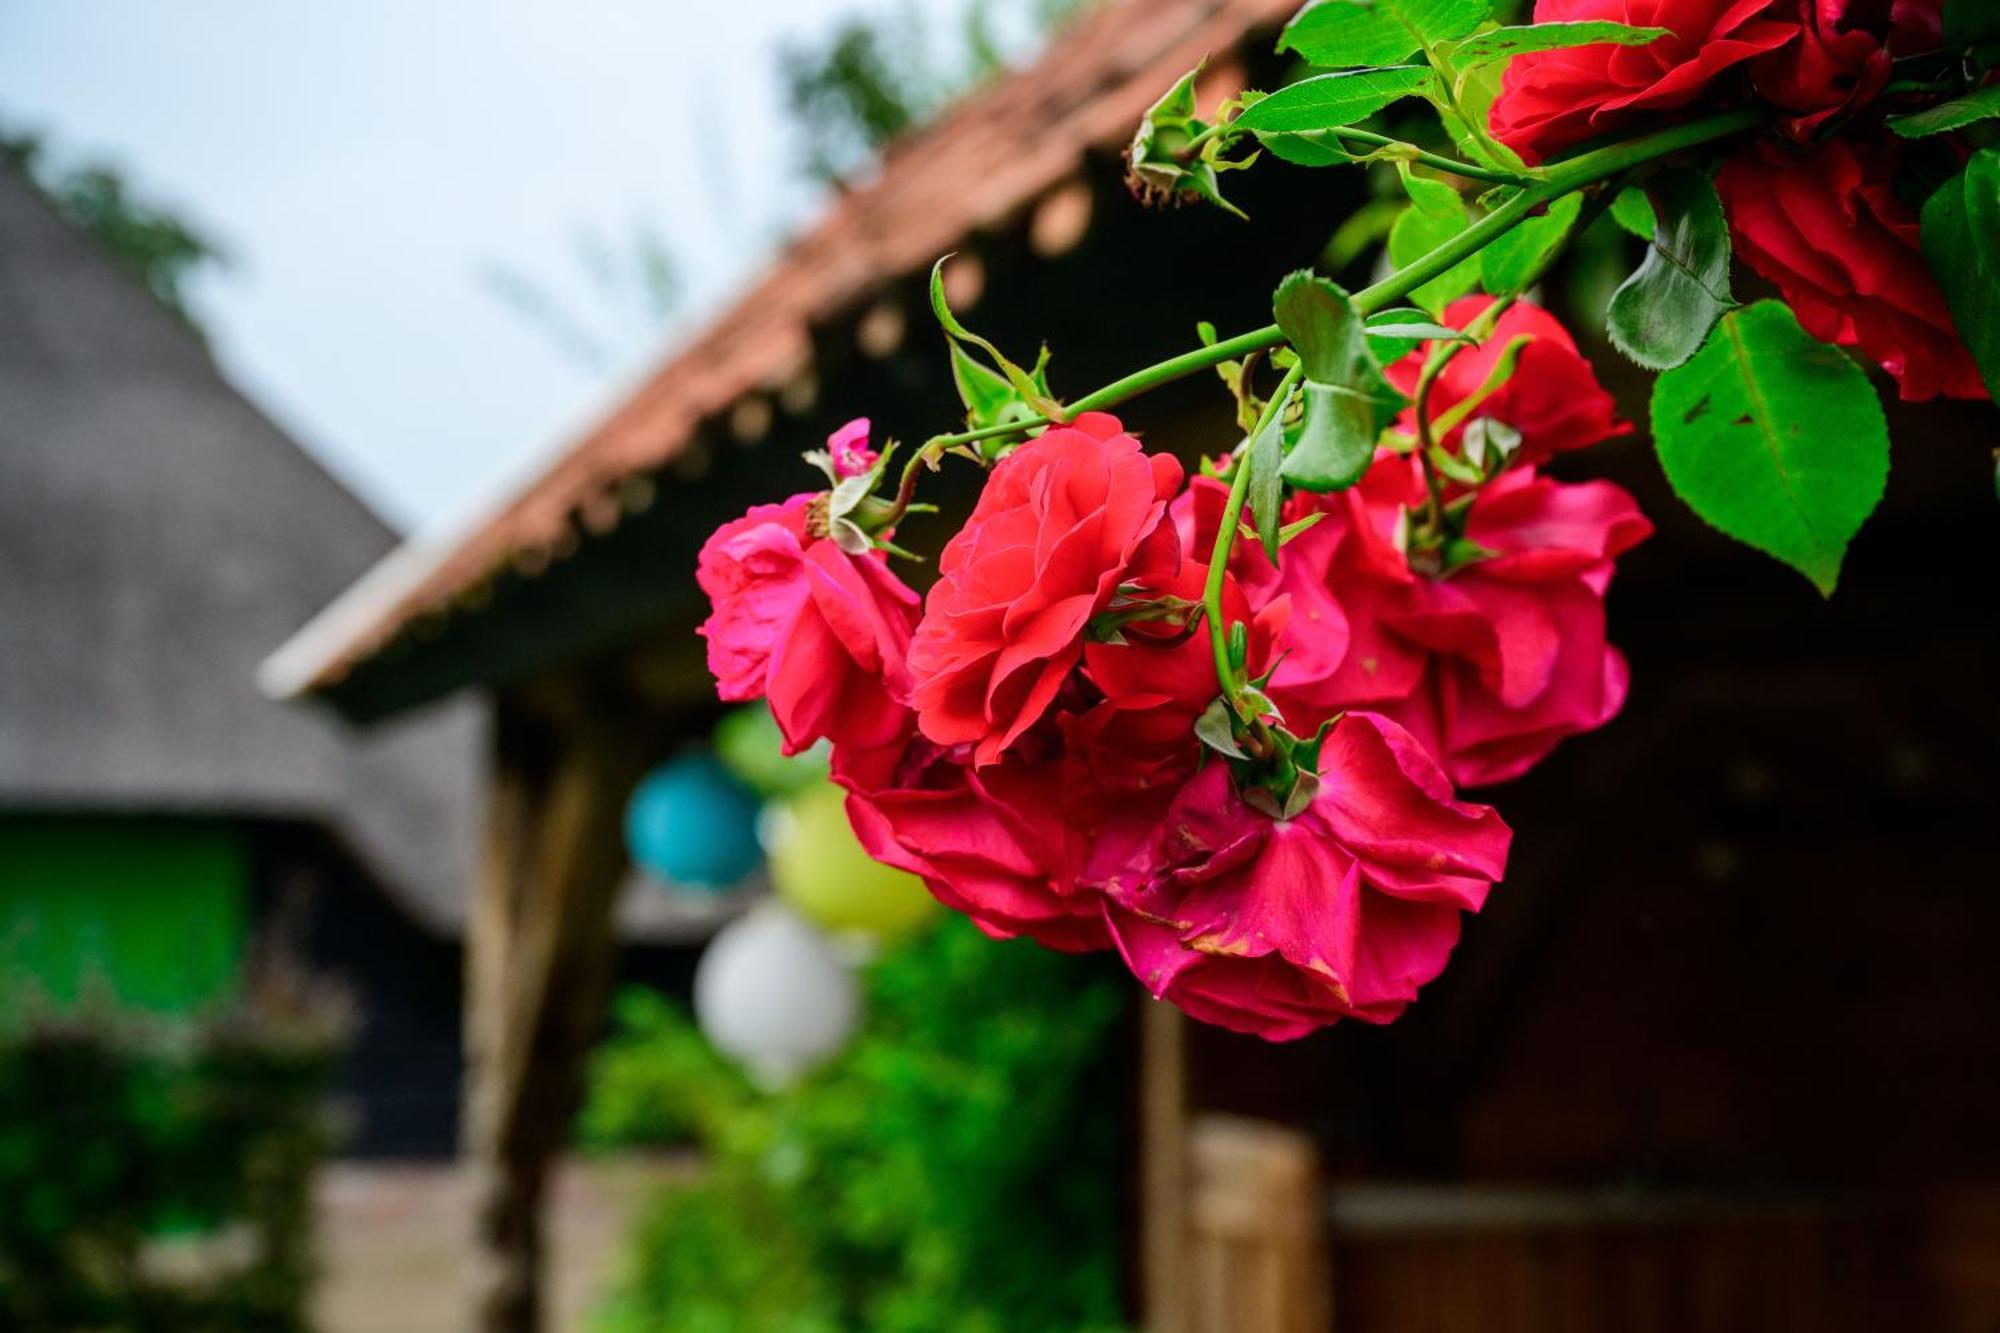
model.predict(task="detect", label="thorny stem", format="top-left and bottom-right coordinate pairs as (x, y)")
top-left (889, 108), bottom-right (1766, 524)
top-left (1207, 363), bottom-right (1303, 714)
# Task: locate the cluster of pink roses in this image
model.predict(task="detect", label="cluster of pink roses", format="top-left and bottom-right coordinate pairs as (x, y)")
top-left (696, 299), bottom-right (1651, 1041)
top-left (1492, 0), bottom-right (1988, 402)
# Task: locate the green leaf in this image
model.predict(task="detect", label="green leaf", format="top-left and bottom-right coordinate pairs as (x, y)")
top-left (1196, 698), bottom-right (1248, 759)
top-left (1247, 381), bottom-right (1295, 565)
top-left (1943, 0), bottom-right (2000, 45)
top-left (950, 341), bottom-right (1018, 428)
top-left (1365, 307), bottom-right (1460, 362)
top-left (1651, 301), bottom-right (1888, 595)
top-left (1388, 170), bottom-right (1481, 316)
top-left (1272, 272), bottom-right (1402, 492)
top-left (929, 258), bottom-right (1061, 417)
top-left (1481, 192), bottom-right (1583, 296)
top-left (1890, 84), bottom-right (2000, 138)
top-left (1233, 67), bottom-right (1433, 134)
top-left (1609, 186), bottom-right (1657, 239)
top-left (1279, 0), bottom-right (1492, 69)
top-left (1450, 21), bottom-right (1666, 69)
top-left (1254, 129), bottom-right (1361, 167)
top-left (1919, 148), bottom-right (2000, 400)
top-left (1606, 168), bottom-right (1733, 372)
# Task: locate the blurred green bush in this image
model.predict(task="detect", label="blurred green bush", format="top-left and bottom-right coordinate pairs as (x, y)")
top-left (0, 1006), bottom-right (341, 1332)
top-left (585, 915), bottom-right (1130, 1333)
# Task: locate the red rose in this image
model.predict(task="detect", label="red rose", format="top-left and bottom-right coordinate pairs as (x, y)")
top-left (697, 494), bottom-right (921, 753)
top-left (1385, 297), bottom-right (1633, 468)
top-left (1753, 0), bottom-right (1945, 136)
top-left (909, 412), bottom-right (1184, 766)
top-left (1490, 0), bottom-right (1798, 166)
top-left (1717, 136), bottom-right (1988, 402)
top-left (1097, 715), bottom-right (1512, 1041)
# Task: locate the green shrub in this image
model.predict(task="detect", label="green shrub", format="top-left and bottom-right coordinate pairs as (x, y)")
top-left (587, 916), bottom-right (1129, 1333)
top-left (0, 1006), bottom-right (341, 1332)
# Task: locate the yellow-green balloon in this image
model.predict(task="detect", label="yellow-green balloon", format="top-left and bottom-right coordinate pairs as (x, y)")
top-left (768, 784), bottom-right (936, 939)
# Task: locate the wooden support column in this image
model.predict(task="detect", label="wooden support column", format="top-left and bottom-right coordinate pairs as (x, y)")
top-left (1142, 1000), bottom-right (1191, 1333)
top-left (461, 684), bottom-right (651, 1333)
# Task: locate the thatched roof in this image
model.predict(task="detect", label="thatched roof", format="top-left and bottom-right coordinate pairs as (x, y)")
top-left (264, 0), bottom-right (1298, 717)
top-left (0, 167), bottom-right (484, 935)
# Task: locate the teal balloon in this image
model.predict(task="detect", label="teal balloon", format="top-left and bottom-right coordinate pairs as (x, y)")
top-left (626, 752), bottom-right (762, 890)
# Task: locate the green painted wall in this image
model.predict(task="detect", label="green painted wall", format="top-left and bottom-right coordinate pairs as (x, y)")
top-left (0, 817), bottom-right (247, 1017)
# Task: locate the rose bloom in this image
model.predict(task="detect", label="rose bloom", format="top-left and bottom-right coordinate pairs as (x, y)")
top-left (1097, 714), bottom-right (1513, 1041)
top-left (696, 494), bottom-right (920, 754)
top-left (1717, 136), bottom-right (1988, 402)
top-left (908, 412), bottom-right (1184, 766)
top-left (1067, 556), bottom-right (1288, 796)
top-left (1385, 297), bottom-right (1632, 468)
top-left (1489, 0), bottom-right (1798, 165)
top-left (837, 730), bottom-right (1116, 952)
top-left (1363, 459), bottom-right (1654, 787)
top-left (1754, 0), bottom-right (1948, 136)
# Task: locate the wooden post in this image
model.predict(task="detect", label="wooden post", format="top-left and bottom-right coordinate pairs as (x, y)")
top-left (461, 686), bottom-right (650, 1333)
top-left (1185, 1115), bottom-right (1331, 1333)
top-left (1142, 1000), bottom-right (1191, 1333)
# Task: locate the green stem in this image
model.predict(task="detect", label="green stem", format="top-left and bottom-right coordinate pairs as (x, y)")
top-left (892, 108), bottom-right (1766, 517)
top-left (1328, 127), bottom-right (1528, 186)
top-left (1207, 364), bottom-right (1302, 711)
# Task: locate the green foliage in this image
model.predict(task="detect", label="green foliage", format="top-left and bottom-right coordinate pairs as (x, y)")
top-left (1607, 168), bottom-right (1733, 371)
top-left (1273, 272), bottom-right (1403, 492)
top-left (1, 131), bottom-right (219, 335)
top-left (589, 916), bottom-right (1128, 1333)
top-left (1651, 302), bottom-right (1888, 596)
top-left (1921, 147), bottom-right (2000, 401)
top-left (1942, 0), bottom-right (2000, 45)
top-left (1247, 379), bottom-right (1294, 564)
top-left (1388, 169), bottom-right (1482, 313)
top-left (1890, 83), bottom-right (2000, 138)
top-left (780, 0), bottom-right (1091, 184)
top-left (0, 1007), bottom-right (341, 1332)
top-left (1233, 67), bottom-right (1434, 134)
top-left (1481, 191), bottom-right (1581, 296)
top-left (1280, 0), bottom-right (1492, 69)
top-left (1609, 185), bottom-right (1658, 239)
top-left (1449, 20), bottom-right (1666, 69)
top-left (577, 989), bottom-right (756, 1151)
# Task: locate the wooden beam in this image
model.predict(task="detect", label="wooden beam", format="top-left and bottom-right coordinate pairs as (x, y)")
top-left (461, 684), bottom-right (652, 1333)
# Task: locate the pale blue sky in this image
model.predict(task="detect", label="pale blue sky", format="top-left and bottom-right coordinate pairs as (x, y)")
top-left (0, 2), bottom-right (1003, 533)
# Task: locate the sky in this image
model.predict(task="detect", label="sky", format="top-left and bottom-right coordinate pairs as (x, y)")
top-left (0, 2), bottom-right (989, 535)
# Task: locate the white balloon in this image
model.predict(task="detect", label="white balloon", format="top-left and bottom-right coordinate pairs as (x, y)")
top-left (693, 902), bottom-right (860, 1090)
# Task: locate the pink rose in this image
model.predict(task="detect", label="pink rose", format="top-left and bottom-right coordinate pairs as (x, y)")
top-left (1489, 0), bottom-right (1798, 165)
top-left (1718, 135), bottom-right (1988, 402)
top-left (1097, 714), bottom-right (1512, 1041)
top-left (826, 418), bottom-right (879, 479)
top-left (696, 494), bottom-right (920, 754)
top-left (908, 413), bottom-right (1184, 765)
